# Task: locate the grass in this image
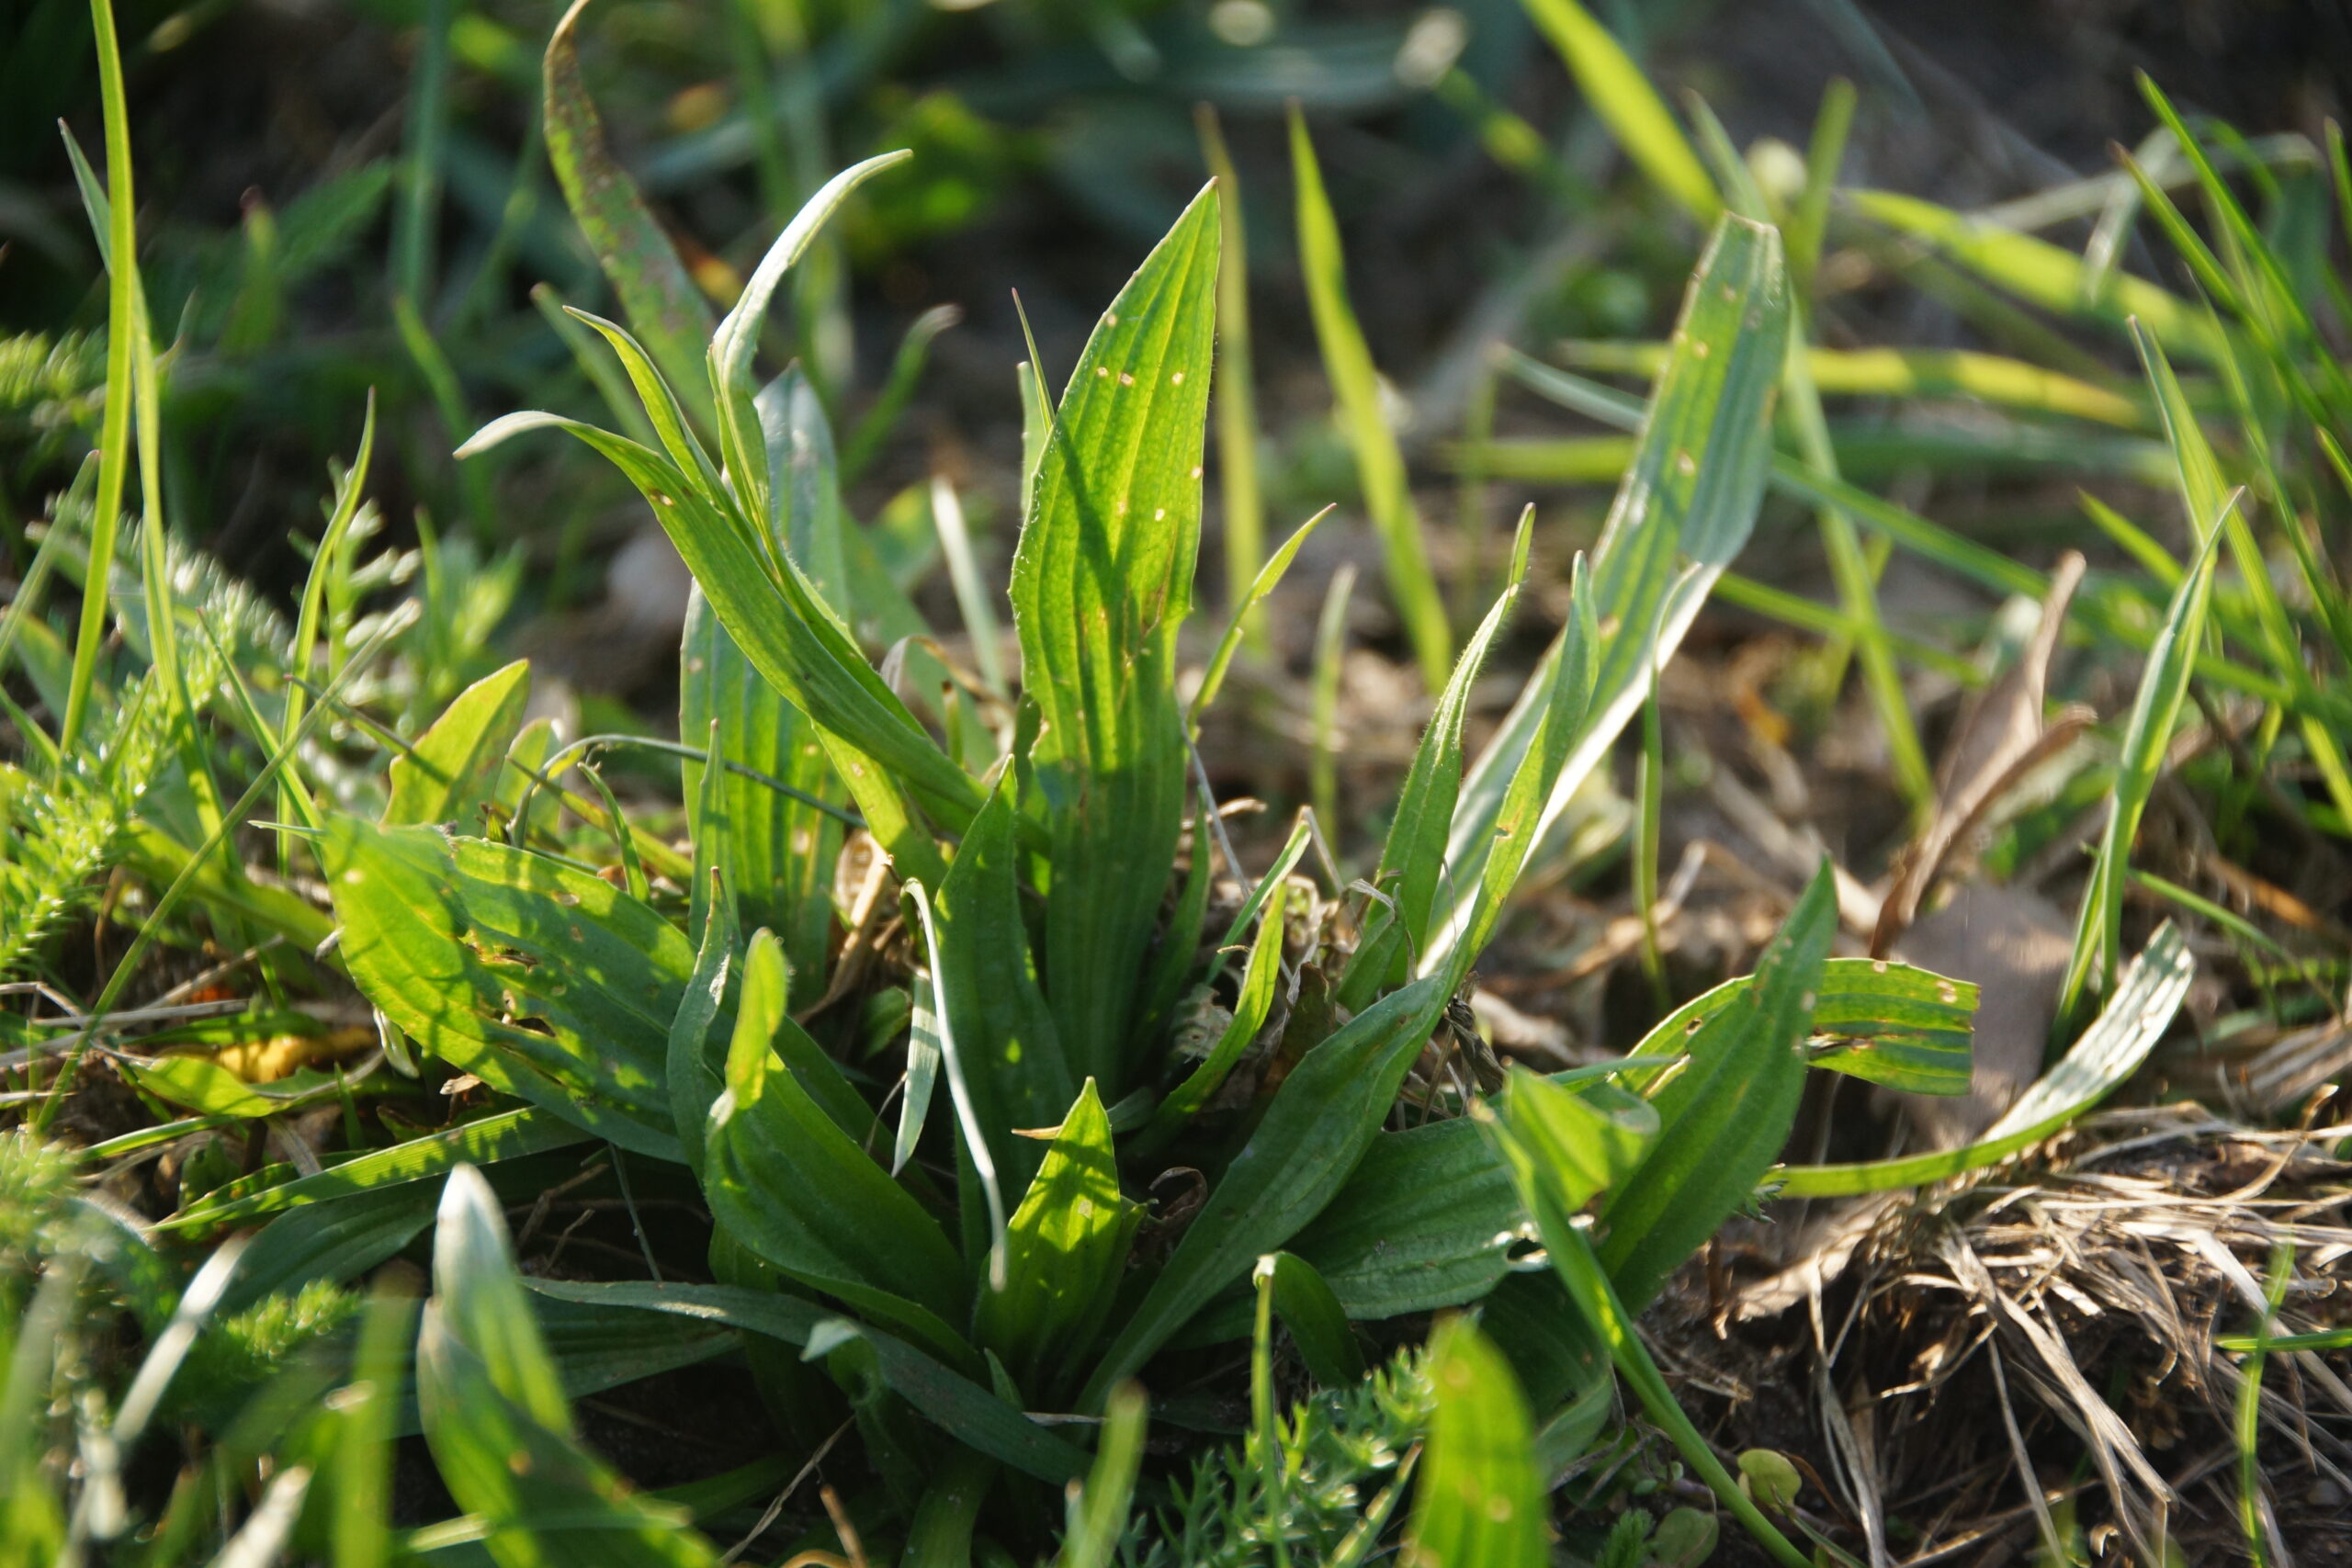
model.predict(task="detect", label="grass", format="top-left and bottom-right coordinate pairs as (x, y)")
top-left (5, 0), bottom-right (2351, 1563)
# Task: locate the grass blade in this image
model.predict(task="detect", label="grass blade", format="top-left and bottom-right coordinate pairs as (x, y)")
top-left (1197, 105), bottom-right (1269, 654)
top-left (1290, 108), bottom-right (1453, 689)
top-left (1519, 0), bottom-right (1719, 223)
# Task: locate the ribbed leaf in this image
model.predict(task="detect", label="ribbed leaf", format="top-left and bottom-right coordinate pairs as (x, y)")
top-left (1404, 1317), bottom-right (1545, 1568)
top-left (327, 818), bottom-right (688, 1159)
top-left (1080, 973), bottom-right (1451, 1406)
top-left (1598, 862), bottom-right (1834, 1311)
top-left (542, 0), bottom-right (714, 427)
top-left (385, 659), bottom-right (530, 829)
top-left (1624, 956), bottom-right (1980, 1099)
top-left (973, 1079), bottom-right (1139, 1401)
top-left (702, 930), bottom-right (970, 1365)
top-left (1009, 185), bottom-right (1219, 1094)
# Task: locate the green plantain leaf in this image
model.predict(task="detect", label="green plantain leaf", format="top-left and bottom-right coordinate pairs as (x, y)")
top-left (418, 1168), bottom-right (719, 1568)
top-left (933, 769), bottom-right (1074, 1194)
top-left (702, 930), bottom-right (971, 1366)
top-left (542, 0), bottom-right (715, 429)
top-left (1403, 1316), bottom-right (1546, 1568)
top-left (1779, 922), bottom-right (2193, 1198)
top-left (1262, 1252), bottom-right (1364, 1387)
top-left (973, 1079), bottom-right (1139, 1402)
top-left (680, 591), bottom-right (838, 1005)
top-left (800, 1319), bottom-right (1091, 1485)
top-left (1624, 956), bottom-right (1980, 1099)
top-left (666, 859), bottom-right (736, 1181)
top-left (326, 818), bottom-right (689, 1159)
top-left (386, 660), bottom-right (530, 829)
top-left (1009, 184), bottom-right (1219, 1096)
top-left (1080, 973), bottom-right (1451, 1406)
top-left (1429, 217), bottom-right (1788, 976)
top-left (1283, 1118), bottom-right (1522, 1323)
top-left (1598, 862), bottom-right (1835, 1311)
top-left (163, 1107), bottom-right (589, 1232)
top-left (457, 412), bottom-right (978, 873)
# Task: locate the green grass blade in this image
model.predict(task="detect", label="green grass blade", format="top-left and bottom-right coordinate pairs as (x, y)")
top-left (1191, 505), bottom-right (1332, 729)
top-left (903, 878), bottom-right (1009, 1288)
top-left (1789, 77), bottom-right (1856, 299)
top-left (2054, 488), bottom-right (2231, 1025)
top-left (1054, 1382), bottom-right (1148, 1568)
top-left (1009, 183), bottom-right (1219, 1095)
top-left (1519, 0), bottom-right (1719, 223)
top-left (1289, 109), bottom-right (1453, 689)
top-left (1779, 923), bottom-right (2192, 1197)
top-left (59, 0), bottom-right (140, 754)
top-left (1849, 187), bottom-right (2225, 363)
top-left (1147, 882), bottom-right (1290, 1143)
top-left (1197, 105), bottom-right (1269, 654)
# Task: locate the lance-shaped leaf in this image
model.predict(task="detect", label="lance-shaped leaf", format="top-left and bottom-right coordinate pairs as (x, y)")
top-left (1599, 862), bottom-right (1835, 1311)
top-left (974, 1080), bottom-right (1140, 1401)
top-left (326, 818), bottom-right (688, 1159)
top-left (543, 0), bottom-right (714, 428)
top-left (1404, 1316), bottom-right (1546, 1568)
top-left (681, 592), bottom-right (838, 1004)
top-left (1080, 973), bottom-right (1452, 1407)
top-left (1779, 922), bottom-right (2192, 1198)
top-left (1429, 216), bottom-right (1787, 975)
top-left (1623, 956), bottom-right (1980, 1099)
top-left (932, 769), bottom-right (1075, 1193)
top-left (702, 929), bottom-right (970, 1366)
top-left (418, 1168), bottom-right (719, 1568)
top-left (1010, 185), bottom-right (1219, 1094)
top-left (457, 412), bottom-right (980, 859)
top-left (386, 659), bottom-right (531, 829)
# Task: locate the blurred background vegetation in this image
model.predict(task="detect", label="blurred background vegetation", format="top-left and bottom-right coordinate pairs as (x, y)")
top-left (6, 0), bottom-right (2343, 712)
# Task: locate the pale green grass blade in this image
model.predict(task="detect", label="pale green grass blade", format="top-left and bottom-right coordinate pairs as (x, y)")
top-left (1290, 109), bottom-right (1453, 689)
top-left (1519, 0), bottom-right (1719, 223)
top-left (1850, 188), bottom-right (2225, 363)
top-left (1341, 508), bottom-right (1532, 1008)
top-left (1779, 923), bottom-right (2192, 1197)
top-left (903, 878), bottom-right (1008, 1289)
top-left (1197, 105), bottom-right (1269, 654)
top-left (1009, 184), bottom-right (1218, 1095)
top-left (1190, 505), bottom-right (1332, 728)
top-left (930, 477), bottom-right (1006, 697)
top-left (1557, 341), bottom-right (2144, 427)
top-left (1309, 562), bottom-right (1355, 841)
top-left (543, 0), bottom-right (715, 427)
top-left (1147, 882), bottom-right (1289, 1142)
top-left (1788, 77), bottom-right (1856, 299)
top-left (1053, 1383), bottom-right (1147, 1568)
